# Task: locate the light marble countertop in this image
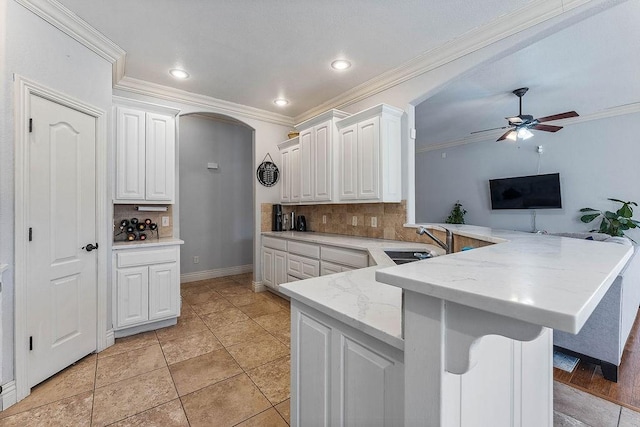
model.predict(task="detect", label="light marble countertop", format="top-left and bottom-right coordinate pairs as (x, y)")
top-left (278, 225), bottom-right (634, 348)
top-left (112, 237), bottom-right (184, 250)
top-left (377, 224), bottom-right (633, 334)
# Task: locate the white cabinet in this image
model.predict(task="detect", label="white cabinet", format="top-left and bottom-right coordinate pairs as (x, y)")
top-left (278, 110), bottom-right (349, 205)
top-left (279, 137), bottom-right (300, 203)
top-left (291, 301), bottom-right (404, 426)
top-left (262, 236), bottom-right (288, 291)
top-left (336, 104), bottom-right (403, 202)
top-left (113, 245), bottom-right (181, 332)
top-left (114, 98), bottom-right (178, 203)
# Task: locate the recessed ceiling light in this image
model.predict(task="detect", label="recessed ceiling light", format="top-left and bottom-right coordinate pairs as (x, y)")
top-left (274, 98), bottom-right (289, 107)
top-left (331, 59), bottom-right (351, 70)
top-left (169, 69), bottom-right (189, 79)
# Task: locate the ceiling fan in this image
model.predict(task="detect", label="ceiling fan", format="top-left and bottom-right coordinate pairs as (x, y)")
top-left (471, 87), bottom-right (579, 142)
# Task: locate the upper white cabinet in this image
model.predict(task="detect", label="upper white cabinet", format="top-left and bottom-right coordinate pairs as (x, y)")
top-left (336, 104), bottom-right (403, 203)
top-left (278, 110), bottom-right (350, 205)
top-left (114, 98), bottom-right (178, 203)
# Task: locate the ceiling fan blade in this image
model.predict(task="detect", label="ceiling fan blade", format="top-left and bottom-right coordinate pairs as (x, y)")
top-left (532, 124), bottom-right (563, 133)
top-left (470, 125), bottom-right (509, 135)
top-left (536, 111), bottom-right (579, 122)
top-left (497, 130), bottom-right (515, 142)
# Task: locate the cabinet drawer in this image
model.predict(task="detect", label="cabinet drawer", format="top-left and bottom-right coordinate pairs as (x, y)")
top-left (320, 260), bottom-right (355, 276)
top-left (288, 241), bottom-right (320, 259)
top-left (321, 246), bottom-right (368, 268)
top-left (288, 254), bottom-right (320, 279)
top-left (263, 236), bottom-right (288, 251)
top-left (117, 247), bottom-right (178, 268)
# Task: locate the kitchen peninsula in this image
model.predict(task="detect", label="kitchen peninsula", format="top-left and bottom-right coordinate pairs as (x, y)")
top-left (279, 224), bottom-right (633, 426)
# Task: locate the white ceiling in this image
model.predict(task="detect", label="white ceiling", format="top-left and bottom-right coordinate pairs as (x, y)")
top-left (415, 1), bottom-right (640, 148)
top-left (56, 0), bottom-right (535, 117)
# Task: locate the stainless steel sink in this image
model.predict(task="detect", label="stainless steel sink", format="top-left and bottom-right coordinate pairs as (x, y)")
top-left (384, 250), bottom-right (433, 265)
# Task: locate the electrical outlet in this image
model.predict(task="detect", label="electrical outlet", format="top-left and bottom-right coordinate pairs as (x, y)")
top-left (352, 216), bottom-right (358, 226)
top-left (322, 215), bottom-right (327, 224)
top-left (193, 256), bottom-right (199, 264)
top-left (162, 216), bottom-right (170, 227)
top-left (371, 217), bottom-right (377, 228)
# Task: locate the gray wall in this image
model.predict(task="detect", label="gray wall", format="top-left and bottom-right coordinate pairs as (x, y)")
top-left (179, 115), bottom-right (254, 275)
top-left (0, 0), bottom-right (113, 384)
top-left (415, 112), bottom-right (640, 242)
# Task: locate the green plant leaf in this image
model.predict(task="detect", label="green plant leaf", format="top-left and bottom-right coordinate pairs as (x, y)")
top-left (608, 198), bottom-right (627, 204)
top-left (618, 204), bottom-right (633, 218)
top-left (580, 213), bottom-right (600, 223)
top-left (599, 218), bottom-right (609, 233)
top-left (604, 211), bottom-right (617, 219)
top-left (579, 208), bottom-right (599, 212)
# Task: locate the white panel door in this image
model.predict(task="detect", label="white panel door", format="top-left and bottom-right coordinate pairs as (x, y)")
top-left (299, 129), bottom-right (314, 202)
top-left (148, 262), bottom-right (179, 321)
top-left (273, 249), bottom-right (287, 288)
top-left (116, 267), bottom-right (149, 328)
top-left (115, 107), bottom-right (146, 200)
top-left (290, 144), bottom-right (301, 203)
top-left (339, 124), bottom-right (358, 200)
top-left (145, 112), bottom-right (175, 202)
top-left (297, 313), bottom-right (332, 426)
top-left (314, 122), bottom-right (332, 201)
top-left (280, 149), bottom-right (291, 202)
top-left (262, 248), bottom-right (275, 288)
top-left (28, 94), bottom-right (98, 387)
top-left (357, 117), bottom-right (380, 200)
top-left (340, 336), bottom-right (395, 427)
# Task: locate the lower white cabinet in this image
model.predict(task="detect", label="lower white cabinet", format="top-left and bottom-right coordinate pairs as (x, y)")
top-left (262, 247), bottom-right (287, 291)
top-left (320, 260), bottom-right (354, 276)
top-left (291, 301), bottom-right (404, 426)
top-left (113, 244), bottom-right (180, 331)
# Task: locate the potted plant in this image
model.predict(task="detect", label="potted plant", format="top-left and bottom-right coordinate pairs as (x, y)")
top-left (445, 200), bottom-right (467, 224)
top-left (580, 198), bottom-right (639, 241)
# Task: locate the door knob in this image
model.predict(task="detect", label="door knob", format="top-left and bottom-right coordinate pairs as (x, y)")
top-left (82, 243), bottom-right (98, 252)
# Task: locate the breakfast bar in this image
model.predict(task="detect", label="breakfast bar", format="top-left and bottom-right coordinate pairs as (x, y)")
top-left (279, 225), bottom-right (633, 426)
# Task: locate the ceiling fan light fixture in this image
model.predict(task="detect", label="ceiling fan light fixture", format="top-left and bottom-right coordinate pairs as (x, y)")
top-left (517, 128), bottom-right (534, 140)
top-left (169, 69), bottom-right (189, 79)
top-left (505, 131), bottom-right (517, 141)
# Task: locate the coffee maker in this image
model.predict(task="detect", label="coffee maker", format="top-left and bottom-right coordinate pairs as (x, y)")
top-left (272, 204), bottom-right (283, 231)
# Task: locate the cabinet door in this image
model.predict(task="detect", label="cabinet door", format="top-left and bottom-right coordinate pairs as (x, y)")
top-left (299, 129), bottom-right (314, 202)
top-left (290, 144), bottom-right (301, 202)
top-left (280, 149), bottom-right (291, 203)
top-left (115, 107), bottom-right (146, 200)
top-left (339, 124), bottom-right (358, 200)
top-left (357, 116), bottom-right (380, 200)
top-left (145, 112), bottom-right (176, 202)
top-left (116, 266), bottom-right (149, 328)
top-left (314, 122), bottom-right (332, 201)
top-left (262, 247), bottom-right (275, 289)
top-left (274, 249), bottom-right (288, 288)
top-left (148, 262), bottom-right (179, 321)
top-left (320, 261), bottom-right (342, 276)
top-left (295, 311), bottom-right (332, 426)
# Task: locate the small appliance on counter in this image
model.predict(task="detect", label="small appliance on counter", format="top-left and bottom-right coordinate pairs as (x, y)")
top-left (290, 212), bottom-right (296, 231)
top-left (272, 204), bottom-right (283, 231)
top-left (296, 215), bottom-right (307, 232)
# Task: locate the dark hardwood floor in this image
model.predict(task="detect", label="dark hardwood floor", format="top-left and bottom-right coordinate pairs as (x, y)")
top-left (554, 311), bottom-right (640, 411)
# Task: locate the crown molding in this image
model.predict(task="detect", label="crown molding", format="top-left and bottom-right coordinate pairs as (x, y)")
top-left (15, 0), bottom-right (126, 85)
top-left (293, 0), bottom-right (606, 123)
top-left (416, 102), bottom-right (640, 154)
top-left (114, 77), bottom-right (295, 127)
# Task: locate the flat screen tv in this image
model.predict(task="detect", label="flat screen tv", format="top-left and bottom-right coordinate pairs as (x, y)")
top-left (489, 173), bottom-right (562, 210)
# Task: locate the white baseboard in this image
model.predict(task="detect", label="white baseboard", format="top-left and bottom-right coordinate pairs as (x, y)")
top-left (105, 330), bottom-right (115, 349)
top-left (252, 281), bottom-right (267, 293)
top-left (1, 381), bottom-right (17, 411)
top-left (180, 264), bottom-right (253, 283)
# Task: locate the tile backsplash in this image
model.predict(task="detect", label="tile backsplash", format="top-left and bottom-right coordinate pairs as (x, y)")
top-left (114, 204), bottom-right (174, 242)
top-left (261, 201), bottom-right (426, 243)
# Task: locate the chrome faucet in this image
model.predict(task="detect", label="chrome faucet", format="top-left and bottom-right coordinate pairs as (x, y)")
top-left (416, 226), bottom-right (453, 254)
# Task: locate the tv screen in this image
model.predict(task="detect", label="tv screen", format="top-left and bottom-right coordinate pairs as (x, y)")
top-left (489, 173), bottom-right (562, 210)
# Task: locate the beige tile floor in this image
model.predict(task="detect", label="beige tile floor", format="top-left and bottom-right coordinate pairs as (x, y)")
top-left (2, 271), bottom-right (639, 426)
top-left (0, 273), bottom-right (291, 426)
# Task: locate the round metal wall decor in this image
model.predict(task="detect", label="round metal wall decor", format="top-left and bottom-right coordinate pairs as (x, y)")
top-left (256, 153), bottom-right (279, 187)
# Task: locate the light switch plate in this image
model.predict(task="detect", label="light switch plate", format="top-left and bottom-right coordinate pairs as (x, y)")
top-left (371, 217), bottom-right (377, 228)
top-left (352, 216), bottom-right (358, 226)
top-left (162, 216), bottom-right (170, 227)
